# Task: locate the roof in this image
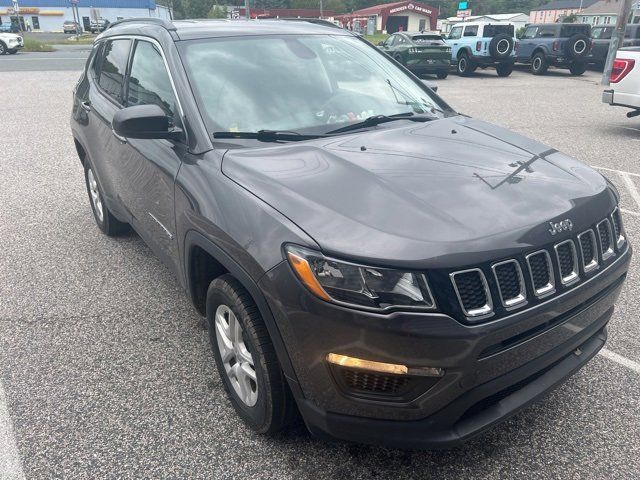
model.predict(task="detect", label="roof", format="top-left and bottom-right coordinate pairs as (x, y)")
top-left (0, 0), bottom-right (155, 8)
top-left (532, 0), bottom-right (598, 11)
top-left (104, 18), bottom-right (352, 40)
top-left (580, 0), bottom-right (623, 14)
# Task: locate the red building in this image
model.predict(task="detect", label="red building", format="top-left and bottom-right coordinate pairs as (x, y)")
top-left (336, 1), bottom-right (438, 34)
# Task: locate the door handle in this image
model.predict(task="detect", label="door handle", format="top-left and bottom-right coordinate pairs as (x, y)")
top-left (111, 129), bottom-right (127, 144)
top-left (80, 100), bottom-right (91, 112)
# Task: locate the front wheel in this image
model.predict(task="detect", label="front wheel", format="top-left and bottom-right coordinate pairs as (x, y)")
top-left (0, 42), bottom-right (6, 55)
top-left (496, 63), bottom-right (513, 77)
top-left (436, 71), bottom-right (449, 79)
top-left (531, 52), bottom-right (548, 75)
top-left (207, 274), bottom-right (297, 434)
top-left (457, 52), bottom-right (476, 76)
top-left (569, 62), bottom-right (587, 76)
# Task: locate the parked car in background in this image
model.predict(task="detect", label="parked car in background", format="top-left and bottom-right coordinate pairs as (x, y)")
top-left (590, 24), bottom-right (640, 68)
top-left (72, 18), bottom-right (632, 449)
top-left (0, 32), bottom-right (24, 54)
top-left (517, 23), bottom-right (591, 75)
top-left (63, 20), bottom-right (82, 34)
top-left (378, 31), bottom-right (451, 79)
top-left (444, 22), bottom-right (516, 77)
top-left (602, 47), bottom-right (640, 117)
top-left (90, 18), bottom-right (110, 33)
top-left (0, 23), bottom-right (19, 33)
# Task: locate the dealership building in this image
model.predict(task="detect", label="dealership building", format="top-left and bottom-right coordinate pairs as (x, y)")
top-left (336, 1), bottom-right (437, 34)
top-left (0, 0), bottom-right (171, 32)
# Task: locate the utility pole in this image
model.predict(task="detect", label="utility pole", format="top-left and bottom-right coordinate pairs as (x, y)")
top-left (602, 0), bottom-right (634, 85)
top-left (245, 0), bottom-right (250, 19)
top-left (320, 0), bottom-right (323, 18)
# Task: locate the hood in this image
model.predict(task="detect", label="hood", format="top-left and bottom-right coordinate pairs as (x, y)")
top-left (222, 116), bottom-right (615, 268)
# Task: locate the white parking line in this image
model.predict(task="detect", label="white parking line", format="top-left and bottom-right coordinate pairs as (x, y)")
top-left (620, 173), bottom-right (640, 210)
top-left (0, 381), bottom-right (26, 480)
top-left (591, 166), bottom-right (640, 178)
top-left (600, 348), bottom-right (640, 374)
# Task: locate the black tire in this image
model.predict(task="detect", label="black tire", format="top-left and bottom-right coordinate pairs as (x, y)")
top-left (489, 34), bottom-right (514, 60)
top-left (8, 49), bottom-right (17, 54)
top-left (83, 163), bottom-right (129, 236)
top-left (569, 62), bottom-right (587, 76)
top-left (207, 274), bottom-right (297, 434)
top-left (457, 52), bottom-right (476, 76)
top-left (531, 52), bottom-right (548, 75)
top-left (496, 63), bottom-right (513, 77)
top-left (436, 71), bottom-right (449, 79)
top-left (0, 42), bottom-right (6, 55)
top-left (565, 34), bottom-right (590, 60)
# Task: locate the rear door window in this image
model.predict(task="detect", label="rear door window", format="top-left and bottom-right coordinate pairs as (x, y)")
top-left (537, 26), bottom-right (558, 38)
top-left (483, 25), bottom-right (514, 38)
top-left (463, 25), bottom-right (478, 37)
top-left (592, 26), bottom-right (613, 39)
top-left (97, 39), bottom-right (131, 105)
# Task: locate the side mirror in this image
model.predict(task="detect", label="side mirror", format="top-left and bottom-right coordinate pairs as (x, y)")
top-left (112, 104), bottom-right (181, 140)
top-left (421, 79), bottom-right (438, 92)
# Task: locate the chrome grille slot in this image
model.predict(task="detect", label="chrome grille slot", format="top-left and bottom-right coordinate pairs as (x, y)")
top-left (526, 250), bottom-right (555, 298)
top-left (611, 207), bottom-right (625, 249)
top-left (450, 269), bottom-right (493, 318)
top-left (492, 260), bottom-right (526, 308)
top-left (577, 230), bottom-right (598, 273)
top-left (597, 218), bottom-right (614, 261)
top-left (554, 240), bottom-right (579, 285)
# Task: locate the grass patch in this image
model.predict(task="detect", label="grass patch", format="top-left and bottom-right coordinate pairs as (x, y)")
top-left (22, 38), bottom-right (55, 52)
top-left (47, 35), bottom-right (96, 45)
top-left (363, 33), bottom-right (390, 46)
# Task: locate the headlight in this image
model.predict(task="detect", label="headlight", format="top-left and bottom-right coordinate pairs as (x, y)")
top-left (285, 245), bottom-right (436, 311)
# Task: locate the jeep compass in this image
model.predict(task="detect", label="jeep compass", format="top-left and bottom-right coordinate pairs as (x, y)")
top-left (70, 18), bottom-right (631, 449)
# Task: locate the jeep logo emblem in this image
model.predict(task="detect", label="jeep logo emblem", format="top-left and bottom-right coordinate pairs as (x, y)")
top-left (548, 219), bottom-right (573, 236)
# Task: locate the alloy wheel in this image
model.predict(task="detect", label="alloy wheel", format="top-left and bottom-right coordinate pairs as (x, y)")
top-left (87, 168), bottom-right (104, 223)
top-left (214, 304), bottom-right (258, 407)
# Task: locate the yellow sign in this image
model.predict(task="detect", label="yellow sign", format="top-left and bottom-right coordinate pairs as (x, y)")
top-left (41, 11), bottom-right (64, 15)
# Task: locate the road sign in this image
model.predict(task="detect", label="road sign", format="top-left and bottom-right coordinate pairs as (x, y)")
top-left (458, 1), bottom-right (468, 10)
top-left (456, 9), bottom-right (472, 18)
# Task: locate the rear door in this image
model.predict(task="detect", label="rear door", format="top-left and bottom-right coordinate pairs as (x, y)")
top-left (85, 38), bottom-right (133, 218)
top-left (118, 38), bottom-right (185, 273)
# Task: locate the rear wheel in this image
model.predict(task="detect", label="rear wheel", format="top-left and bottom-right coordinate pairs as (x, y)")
top-left (84, 164), bottom-right (129, 236)
top-left (207, 274), bottom-right (297, 434)
top-left (569, 62), bottom-right (587, 76)
top-left (457, 52), bottom-right (476, 76)
top-left (436, 71), bottom-right (449, 79)
top-left (496, 63), bottom-right (513, 77)
top-left (0, 42), bottom-right (6, 55)
top-left (531, 52), bottom-right (548, 75)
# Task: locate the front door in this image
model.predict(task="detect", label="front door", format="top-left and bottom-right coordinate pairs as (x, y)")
top-left (518, 25), bottom-right (539, 61)
top-left (119, 38), bottom-right (184, 273)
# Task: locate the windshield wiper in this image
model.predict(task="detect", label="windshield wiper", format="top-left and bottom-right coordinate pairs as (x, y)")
top-left (324, 112), bottom-right (434, 135)
top-left (213, 130), bottom-right (328, 142)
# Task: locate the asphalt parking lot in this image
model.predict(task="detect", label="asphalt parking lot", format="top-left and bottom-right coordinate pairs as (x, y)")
top-left (1, 52), bottom-right (640, 479)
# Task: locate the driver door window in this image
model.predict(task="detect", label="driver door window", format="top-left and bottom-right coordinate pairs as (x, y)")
top-left (449, 26), bottom-right (463, 40)
top-left (522, 27), bottom-right (538, 39)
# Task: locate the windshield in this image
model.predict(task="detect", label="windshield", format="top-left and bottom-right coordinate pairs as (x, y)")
top-left (180, 34), bottom-right (450, 136)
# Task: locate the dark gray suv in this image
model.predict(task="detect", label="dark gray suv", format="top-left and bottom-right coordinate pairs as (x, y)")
top-left (70, 18), bottom-right (631, 449)
top-left (517, 23), bottom-right (591, 75)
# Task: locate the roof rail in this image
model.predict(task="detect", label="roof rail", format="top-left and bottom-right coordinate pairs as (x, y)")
top-left (106, 17), bottom-right (176, 32)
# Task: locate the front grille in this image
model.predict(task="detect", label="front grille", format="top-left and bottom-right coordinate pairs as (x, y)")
top-left (492, 260), bottom-right (526, 307)
top-left (342, 369), bottom-right (409, 394)
top-left (612, 208), bottom-right (625, 248)
top-left (555, 240), bottom-right (578, 285)
top-left (449, 209), bottom-right (623, 321)
top-left (597, 219), bottom-right (614, 261)
top-left (578, 230), bottom-right (598, 273)
top-left (451, 269), bottom-right (492, 317)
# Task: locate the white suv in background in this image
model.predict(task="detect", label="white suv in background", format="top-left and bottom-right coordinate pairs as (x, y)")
top-left (0, 32), bottom-right (24, 55)
top-left (603, 47), bottom-right (640, 118)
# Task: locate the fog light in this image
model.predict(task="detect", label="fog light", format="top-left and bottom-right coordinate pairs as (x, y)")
top-left (326, 353), bottom-right (444, 377)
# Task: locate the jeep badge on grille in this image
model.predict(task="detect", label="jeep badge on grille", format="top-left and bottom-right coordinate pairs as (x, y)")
top-left (548, 219), bottom-right (573, 236)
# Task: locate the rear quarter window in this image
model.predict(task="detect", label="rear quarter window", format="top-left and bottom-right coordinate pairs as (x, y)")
top-left (483, 25), bottom-right (514, 38)
top-left (561, 24), bottom-right (590, 38)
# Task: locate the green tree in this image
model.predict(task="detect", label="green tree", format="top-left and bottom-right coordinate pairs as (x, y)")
top-left (208, 4), bottom-right (228, 17)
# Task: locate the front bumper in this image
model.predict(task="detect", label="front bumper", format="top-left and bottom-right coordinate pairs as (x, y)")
top-left (260, 244), bottom-right (631, 448)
